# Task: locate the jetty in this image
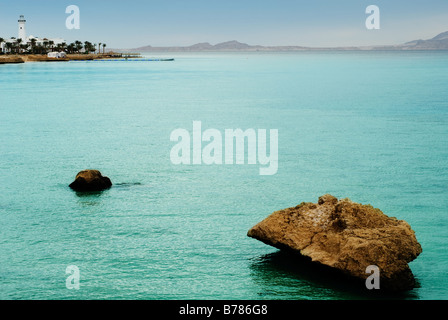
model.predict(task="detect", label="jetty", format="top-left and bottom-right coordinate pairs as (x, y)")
top-left (69, 52), bottom-right (175, 62)
top-left (92, 58), bottom-right (175, 62)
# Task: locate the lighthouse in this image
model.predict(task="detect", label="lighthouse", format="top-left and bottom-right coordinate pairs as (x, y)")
top-left (18, 15), bottom-right (26, 41)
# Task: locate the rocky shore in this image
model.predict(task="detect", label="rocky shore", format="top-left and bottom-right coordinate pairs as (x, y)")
top-left (0, 53), bottom-right (131, 64)
top-left (0, 56), bottom-right (25, 64)
top-left (248, 194), bottom-right (422, 291)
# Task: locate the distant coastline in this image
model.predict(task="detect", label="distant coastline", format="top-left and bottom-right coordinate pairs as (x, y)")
top-left (3, 30), bottom-right (447, 65)
top-left (0, 53), bottom-right (141, 64)
top-left (117, 31), bottom-right (448, 53)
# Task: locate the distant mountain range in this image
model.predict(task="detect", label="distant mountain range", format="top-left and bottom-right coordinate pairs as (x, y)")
top-left (118, 31), bottom-right (448, 52)
top-left (401, 31), bottom-right (448, 50)
top-left (129, 40), bottom-right (307, 52)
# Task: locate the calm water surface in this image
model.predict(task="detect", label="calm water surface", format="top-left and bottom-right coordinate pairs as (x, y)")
top-left (0, 51), bottom-right (447, 299)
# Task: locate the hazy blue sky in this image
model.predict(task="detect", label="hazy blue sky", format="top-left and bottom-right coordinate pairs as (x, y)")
top-left (1, 0), bottom-right (448, 48)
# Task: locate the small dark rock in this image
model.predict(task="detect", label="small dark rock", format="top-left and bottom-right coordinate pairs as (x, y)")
top-left (69, 170), bottom-right (112, 192)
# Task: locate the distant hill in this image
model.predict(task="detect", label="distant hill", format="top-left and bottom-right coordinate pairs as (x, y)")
top-left (213, 40), bottom-right (254, 50)
top-left (130, 40), bottom-right (306, 52)
top-left (401, 31), bottom-right (448, 50)
top-left (116, 31), bottom-right (448, 52)
top-left (432, 31), bottom-right (448, 41)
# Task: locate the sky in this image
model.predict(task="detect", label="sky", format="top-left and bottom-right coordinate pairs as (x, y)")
top-left (1, 0), bottom-right (448, 48)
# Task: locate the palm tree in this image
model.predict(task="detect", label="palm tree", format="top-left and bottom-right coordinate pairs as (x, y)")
top-left (30, 38), bottom-right (37, 54)
top-left (36, 43), bottom-right (44, 54)
top-left (60, 42), bottom-right (67, 52)
top-left (43, 39), bottom-right (49, 53)
top-left (102, 43), bottom-right (106, 54)
top-left (74, 40), bottom-right (83, 53)
top-left (84, 41), bottom-right (90, 54)
top-left (48, 40), bottom-right (55, 52)
top-left (16, 38), bottom-right (22, 54)
top-left (20, 44), bottom-right (28, 53)
top-left (67, 43), bottom-right (76, 54)
top-left (5, 42), bottom-right (14, 54)
top-left (98, 42), bottom-right (102, 55)
top-left (0, 37), bottom-right (4, 53)
top-left (84, 41), bottom-right (96, 54)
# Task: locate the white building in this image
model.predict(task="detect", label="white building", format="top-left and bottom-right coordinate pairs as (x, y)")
top-left (28, 35), bottom-right (66, 47)
top-left (47, 51), bottom-right (67, 58)
top-left (18, 15), bottom-right (26, 41)
top-left (0, 15), bottom-right (66, 53)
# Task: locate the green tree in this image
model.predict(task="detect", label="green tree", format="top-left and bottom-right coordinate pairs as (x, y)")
top-left (84, 41), bottom-right (93, 54)
top-left (35, 43), bottom-right (44, 54)
top-left (16, 38), bottom-right (22, 54)
top-left (67, 43), bottom-right (75, 54)
top-left (102, 43), bottom-right (106, 54)
top-left (55, 42), bottom-right (67, 53)
top-left (30, 38), bottom-right (37, 54)
top-left (5, 42), bottom-right (14, 54)
top-left (48, 40), bottom-right (55, 52)
top-left (74, 40), bottom-right (83, 53)
top-left (43, 39), bottom-right (49, 53)
top-left (20, 44), bottom-right (28, 53)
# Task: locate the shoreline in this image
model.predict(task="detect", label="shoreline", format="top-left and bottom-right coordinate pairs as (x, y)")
top-left (0, 56), bottom-right (25, 64)
top-left (0, 53), bottom-right (141, 64)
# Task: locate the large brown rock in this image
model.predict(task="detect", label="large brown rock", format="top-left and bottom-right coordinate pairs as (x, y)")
top-left (69, 170), bottom-right (112, 192)
top-left (247, 195), bottom-right (422, 291)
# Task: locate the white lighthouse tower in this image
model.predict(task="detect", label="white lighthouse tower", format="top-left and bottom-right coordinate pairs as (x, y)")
top-left (18, 15), bottom-right (26, 41)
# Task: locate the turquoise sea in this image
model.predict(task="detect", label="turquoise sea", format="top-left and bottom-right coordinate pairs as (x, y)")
top-left (0, 51), bottom-right (447, 300)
